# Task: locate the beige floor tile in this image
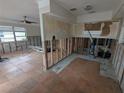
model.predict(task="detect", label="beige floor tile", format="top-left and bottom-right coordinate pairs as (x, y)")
top-left (0, 51), bottom-right (44, 93)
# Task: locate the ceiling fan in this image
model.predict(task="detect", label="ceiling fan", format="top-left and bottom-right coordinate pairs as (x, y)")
top-left (19, 16), bottom-right (38, 24)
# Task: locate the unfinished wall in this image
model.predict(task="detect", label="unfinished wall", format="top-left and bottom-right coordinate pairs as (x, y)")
top-left (119, 26), bottom-right (124, 43)
top-left (0, 21), bottom-right (41, 55)
top-left (43, 14), bottom-right (73, 40)
top-left (112, 44), bottom-right (124, 93)
top-left (118, 19), bottom-right (124, 43)
top-left (71, 22), bottom-right (120, 39)
top-left (71, 24), bottom-right (84, 37)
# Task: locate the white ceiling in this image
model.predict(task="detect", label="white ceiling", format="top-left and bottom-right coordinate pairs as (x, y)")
top-left (0, 0), bottom-right (39, 22)
top-left (0, 0), bottom-right (122, 22)
top-left (56, 0), bottom-right (121, 15)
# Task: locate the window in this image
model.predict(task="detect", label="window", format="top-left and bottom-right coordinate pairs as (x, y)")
top-left (0, 26), bottom-right (27, 42)
top-left (14, 27), bottom-right (27, 41)
top-left (0, 26), bottom-right (14, 42)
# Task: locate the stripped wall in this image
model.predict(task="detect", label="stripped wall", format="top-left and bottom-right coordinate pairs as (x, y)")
top-left (0, 36), bottom-right (42, 55)
top-left (43, 14), bottom-right (120, 40)
top-left (72, 22), bottom-right (120, 39)
top-left (0, 21), bottom-right (41, 55)
top-left (112, 44), bottom-right (124, 93)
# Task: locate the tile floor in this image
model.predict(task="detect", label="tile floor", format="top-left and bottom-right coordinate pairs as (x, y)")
top-left (51, 54), bottom-right (116, 80)
top-left (30, 58), bottom-right (121, 93)
top-left (0, 51), bottom-right (121, 93)
top-left (0, 50), bottom-right (44, 93)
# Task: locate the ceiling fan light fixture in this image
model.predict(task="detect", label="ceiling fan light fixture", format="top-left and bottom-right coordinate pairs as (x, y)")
top-left (20, 16), bottom-right (37, 24)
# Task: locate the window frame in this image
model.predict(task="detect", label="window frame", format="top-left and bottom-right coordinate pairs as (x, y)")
top-left (0, 26), bottom-right (27, 43)
top-left (0, 26), bottom-right (15, 43)
top-left (14, 29), bottom-right (27, 42)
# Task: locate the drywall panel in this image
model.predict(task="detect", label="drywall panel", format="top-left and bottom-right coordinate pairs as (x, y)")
top-left (71, 24), bottom-right (85, 37)
top-left (77, 11), bottom-right (113, 23)
top-left (43, 15), bottom-right (72, 40)
top-left (109, 22), bottom-right (120, 39)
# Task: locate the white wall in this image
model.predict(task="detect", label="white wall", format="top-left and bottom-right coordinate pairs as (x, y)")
top-left (38, 0), bottom-right (76, 23)
top-left (0, 21), bottom-right (41, 36)
top-left (38, 0), bottom-right (50, 14)
top-left (119, 19), bottom-right (124, 43)
top-left (119, 26), bottom-right (124, 43)
top-left (77, 11), bottom-right (113, 23)
top-left (50, 0), bottom-right (76, 23)
top-left (112, 0), bottom-right (124, 19)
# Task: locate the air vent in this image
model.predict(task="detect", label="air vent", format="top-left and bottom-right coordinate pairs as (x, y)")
top-left (84, 5), bottom-right (93, 11)
top-left (70, 8), bottom-right (77, 11)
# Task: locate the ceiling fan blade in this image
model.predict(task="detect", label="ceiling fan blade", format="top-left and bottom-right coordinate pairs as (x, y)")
top-left (20, 20), bottom-right (37, 24)
top-left (25, 20), bottom-right (38, 24)
top-left (10, 16), bottom-right (38, 24)
top-left (29, 21), bottom-right (38, 24)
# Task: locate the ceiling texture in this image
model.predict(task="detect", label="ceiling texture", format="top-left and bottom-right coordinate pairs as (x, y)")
top-left (56, 0), bottom-right (121, 15)
top-left (0, 0), bottom-right (122, 22)
top-left (0, 0), bottom-right (39, 23)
